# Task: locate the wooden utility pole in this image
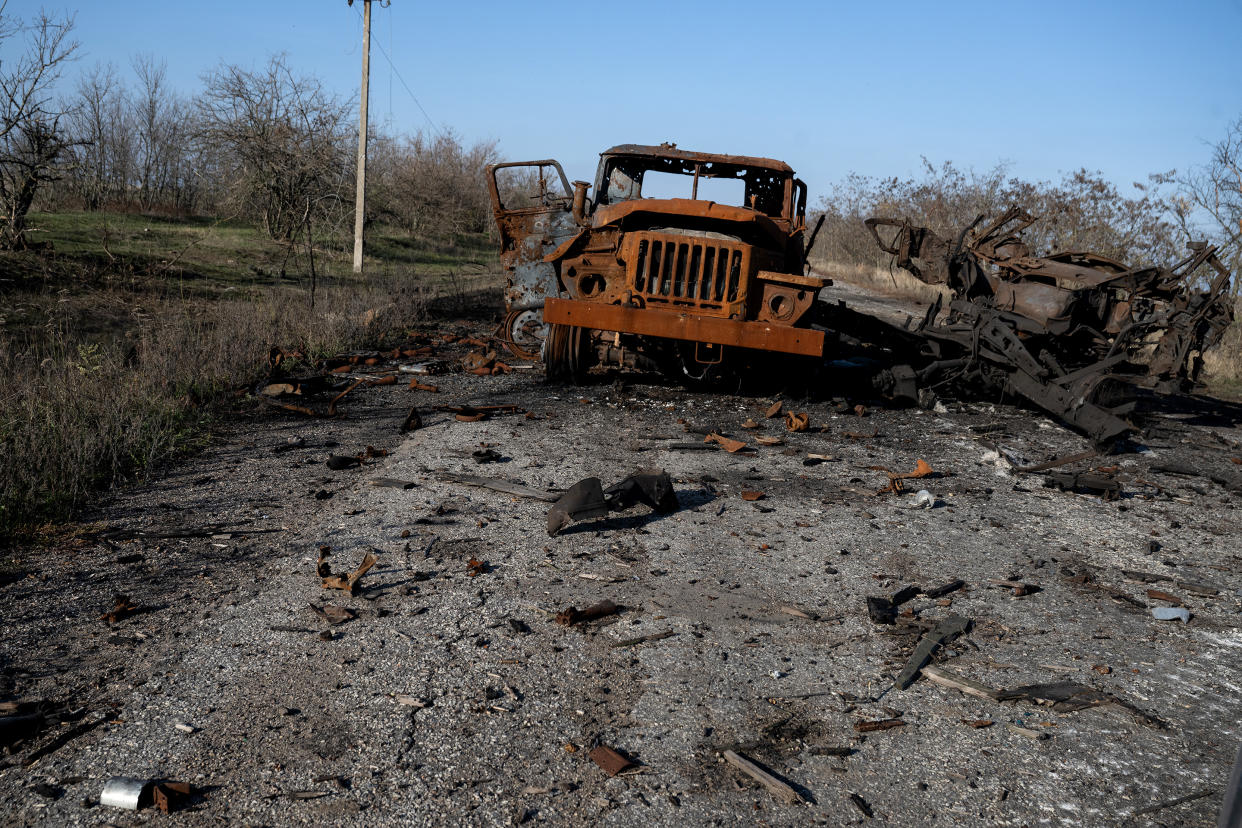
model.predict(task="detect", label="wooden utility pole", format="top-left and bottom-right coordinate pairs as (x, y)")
top-left (351, 0), bottom-right (372, 274)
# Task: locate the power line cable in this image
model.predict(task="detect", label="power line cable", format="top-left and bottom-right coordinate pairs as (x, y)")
top-left (353, 3), bottom-right (441, 137)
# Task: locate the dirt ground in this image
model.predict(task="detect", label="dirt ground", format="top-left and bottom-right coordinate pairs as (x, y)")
top-left (2, 288), bottom-right (1241, 827)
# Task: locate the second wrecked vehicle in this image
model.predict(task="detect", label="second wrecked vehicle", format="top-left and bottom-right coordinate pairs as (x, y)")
top-left (486, 144), bottom-right (829, 383)
top-left (855, 208), bottom-right (1235, 445)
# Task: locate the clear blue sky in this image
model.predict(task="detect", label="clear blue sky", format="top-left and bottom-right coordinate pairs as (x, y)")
top-left (15, 0), bottom-right (1242, 202)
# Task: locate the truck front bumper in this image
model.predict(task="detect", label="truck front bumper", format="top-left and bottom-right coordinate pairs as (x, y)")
top-left (543, 298), bottom-right (826, 358)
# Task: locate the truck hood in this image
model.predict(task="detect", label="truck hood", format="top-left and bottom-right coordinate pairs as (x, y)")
top-left (592, 198), bottom-right (784, 240)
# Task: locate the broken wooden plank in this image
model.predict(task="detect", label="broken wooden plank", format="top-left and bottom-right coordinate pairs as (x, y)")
top-left (919, 665), bottom-right (1001, 701)
top-left (437, 472), bottom-right (559, 502)
top-left (721, 750), bottom-right (802, 805)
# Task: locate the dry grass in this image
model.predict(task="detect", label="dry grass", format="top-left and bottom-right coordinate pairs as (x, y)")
top-left (1201, 302), bottom-right (1242, 393)
top-left (0, 273), bottom-right (448, 539)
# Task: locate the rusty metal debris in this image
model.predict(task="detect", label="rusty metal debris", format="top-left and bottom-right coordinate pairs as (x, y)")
top-left (871, 459), bottom-right (934, 494)
top-left (705, 433), bottom-right (747, 453)
top-left (862, 208), bottom-right (1235, 446)
top-left (318, 548), bottom-right (376, 594)
top-left (555, 599), bottom-right (619, 626)
top-left (588, 745), bottom-right (636, 777)
top-left (308, 604), bottom-right (356, 626)
top-left (101, 594), bottom-right (138, 625)
top-left (546, 469), bottom-right (678, 536)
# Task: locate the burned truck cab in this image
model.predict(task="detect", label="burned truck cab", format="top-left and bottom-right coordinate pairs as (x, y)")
top-left (486, 144), bottom-right (829, 382)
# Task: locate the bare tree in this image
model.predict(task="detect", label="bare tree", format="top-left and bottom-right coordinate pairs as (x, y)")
top-left (0, 7), bottom-right (79, 248)
top-left (369, 129), bottom-right (500, 237)
top-left (196, 54), bottom-right (351, 241)
top-left (815, 159), bottom-right (1181, 269)
top-left (1178, 117), bottom-right (1242, 289)
top-left (65, 61), bottom-right (130, 210)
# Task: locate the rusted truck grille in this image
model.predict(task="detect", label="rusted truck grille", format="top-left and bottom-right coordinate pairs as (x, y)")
top-left (626, 232), bottom-right (749, 316)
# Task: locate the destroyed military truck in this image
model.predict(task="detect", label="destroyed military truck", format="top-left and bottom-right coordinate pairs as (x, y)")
top-left (486, 144), bottom-right (830, 383)
top-left (855, 207), bottom-right (1235, 445)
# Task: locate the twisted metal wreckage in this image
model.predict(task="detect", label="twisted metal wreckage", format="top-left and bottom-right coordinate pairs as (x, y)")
top-left (486, 145), bottom-right (1235, 447)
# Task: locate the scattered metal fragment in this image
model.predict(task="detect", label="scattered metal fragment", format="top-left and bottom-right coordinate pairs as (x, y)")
top-left (705, 433), bottom-right (748, 453)
top-left (872, 459), bottom-right (934, 494)
top-left (368, 478), bottom-right (417, 489)
top-left (100, 777), bottom-right (149, 810)
top-left (765, 401), bottom-right (784, 419)
top-left (1152, 607), bottom-right (1191, 622)
top-left (547, 477), bottom-right (609, 535)
top-left (721, 749), bottom-right (803, 805)
top-left (556, 600), bottom-right (619, 626)
top-left (740, 490), bottom-right (765, 501)
top-left (437, 404), bottom-right (523, 423)
top-left (151, 781), bottom-right (192, 814)
top-left (319, 551), bottom-right (377, 594)
top-left (962, 719), bottom-right (994, 729)
top-left (785, 412), bottom-right (810, 432)
top-left (400, 407), bottom-right (423, 432)
top-left (101, 595), bottom-right (138, 625)
top-left (589, 745), bottom-right (636, 777)
top-left (866, 584), bottom-right (922, 625)
top-left (755, 435), bottom-right (784, 447)
top-left (547, 469), bottom-right (678, 535)
top-left (924, 579), bottom-right (965, 599)
top-left (894, 614), bottom-right (971, 691)
top-left (308, 604), bottom-right (356, 626)
top-left (854, 718), bottom-right (905, 733)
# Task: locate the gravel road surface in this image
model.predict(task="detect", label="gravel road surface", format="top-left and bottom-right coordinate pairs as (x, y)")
top-left (3, 301), bottom-right (1241, 826)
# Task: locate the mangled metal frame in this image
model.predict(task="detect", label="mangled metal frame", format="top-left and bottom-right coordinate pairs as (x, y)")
top-left (861, 207), bottom-right (1235, 445)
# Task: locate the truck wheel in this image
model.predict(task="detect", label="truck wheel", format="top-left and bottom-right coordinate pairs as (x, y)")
top-left (545, 324), bottom-right (592, 383)
top-left (502, 308), bottom-right (547, 361)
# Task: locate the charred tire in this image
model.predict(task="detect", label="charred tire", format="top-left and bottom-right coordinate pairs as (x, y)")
top-left (545, 323), bottom-right (593, 383)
